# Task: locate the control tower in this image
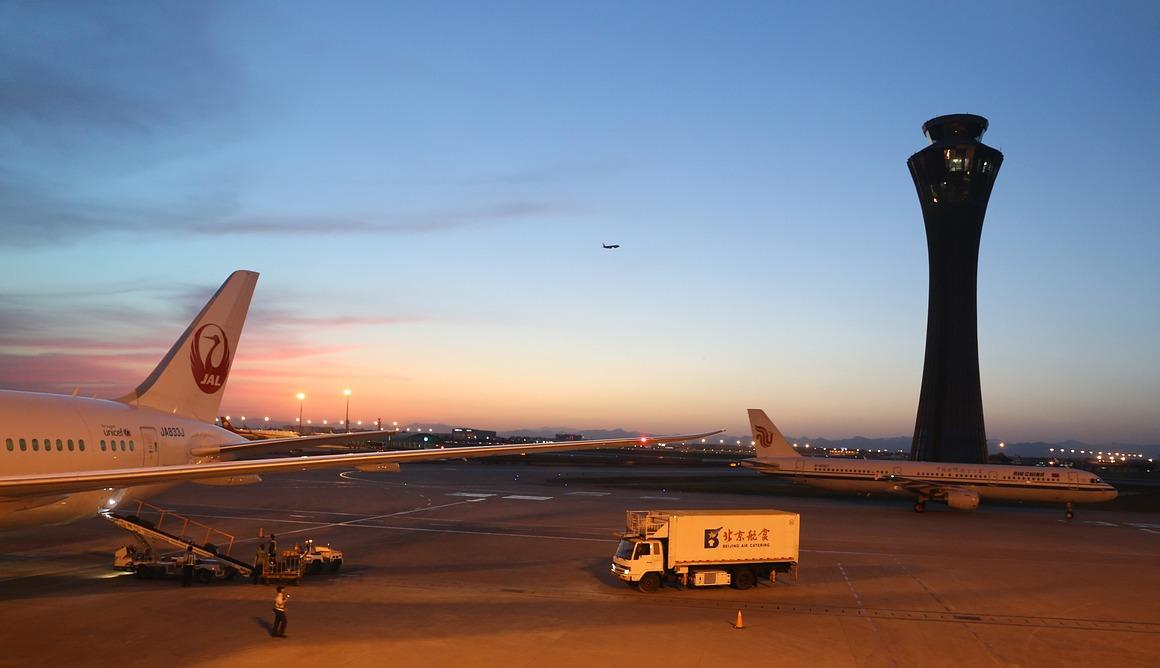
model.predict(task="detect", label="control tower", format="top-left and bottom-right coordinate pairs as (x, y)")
top-left (908, 114), bottom-right (1003, 463)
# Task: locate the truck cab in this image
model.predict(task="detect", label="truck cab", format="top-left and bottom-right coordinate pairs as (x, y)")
top-left (611, 537), bottom-right (665, 591)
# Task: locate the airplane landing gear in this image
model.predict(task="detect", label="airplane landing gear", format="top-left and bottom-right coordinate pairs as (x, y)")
top-left (1065, 502), bottom-right (1074, 521)
top-left (913, 500), bottom-right (926, 513)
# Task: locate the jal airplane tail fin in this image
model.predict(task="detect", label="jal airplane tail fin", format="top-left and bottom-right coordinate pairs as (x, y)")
top-left (117, 270), bottom-right (258, 423)
top-left (748, 408), bottom-right (799, 458)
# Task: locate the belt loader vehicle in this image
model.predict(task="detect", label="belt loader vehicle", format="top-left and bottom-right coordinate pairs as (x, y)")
top-left (610, 509), bottom-right (799, 592)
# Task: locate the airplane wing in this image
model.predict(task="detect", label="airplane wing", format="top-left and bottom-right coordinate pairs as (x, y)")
top-left (0, 430), bottom-right (722, 498)
top-left (884, 474), bottom-right (958, 499)
top-left (189, 430), bottom-right (400, 457)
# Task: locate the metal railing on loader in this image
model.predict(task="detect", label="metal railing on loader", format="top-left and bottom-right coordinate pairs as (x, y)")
top-left (103, 500), bottom-right (252, 578)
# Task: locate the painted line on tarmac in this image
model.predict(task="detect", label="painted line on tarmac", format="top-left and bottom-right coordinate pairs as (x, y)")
top-left (181, 498), bottom-right (492, 542)
top-left (501, 495), bottom-right (552, 501)
top-left (447, 492), bottom-right (496, 498)
top-left (639, 495), bottom-right (680, 500)
top-left (566, 491), bottom-right (610, 496)
top-left (335, 522), bottom-right (609, 543)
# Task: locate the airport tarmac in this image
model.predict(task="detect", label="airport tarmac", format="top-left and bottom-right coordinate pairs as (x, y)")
top-left (1, 463), bottom-right (1157, 668)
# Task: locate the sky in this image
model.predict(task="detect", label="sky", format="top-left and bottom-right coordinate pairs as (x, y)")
top-left (1, 1), bottom-right (1157, 443)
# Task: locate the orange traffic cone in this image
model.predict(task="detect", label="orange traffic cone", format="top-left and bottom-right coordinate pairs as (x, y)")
top-left (734, 609), bottom-right (745, 629)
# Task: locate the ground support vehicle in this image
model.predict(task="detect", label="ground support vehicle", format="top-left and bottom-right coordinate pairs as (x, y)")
top-left (610, 509), bottom-right (799, 592)
top-left (260, 550), bottom-right (304, 585)
top-left (299, 539), bottom-right (343, 574)
top-left (114, 547), bottom-right (230, 583)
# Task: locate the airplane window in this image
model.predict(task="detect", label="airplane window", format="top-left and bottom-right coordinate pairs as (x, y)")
top-left (67, 439), bottom-right (74, 451)
top-left (56, 439), bottom-right (63, 452)
top-left (100, 440), bottom-right (106, 451)
top-left (5, 438), bottom-right (11, 452)
top-left (45, 438), bottom-right (52, 454)
top-left (19, 438), bottom-right (27, 451)
top-left (79, 439), bottom-right (85, 452)
top-left (129, 440), bottom-right (135, 451)
top-left (120, 440), bottom-right (126, 451)
top-left (32, 438), bottom-right (39, 452)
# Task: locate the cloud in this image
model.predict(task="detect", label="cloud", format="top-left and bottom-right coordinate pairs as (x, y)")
top-left (0, 4), bottom-right (235, 136)
top-left (191, 201), bottom-right (574, 237)
top-left (0, 353), bottom-right (150, 395)
top-left (0, 173), bottom-right (573, 247)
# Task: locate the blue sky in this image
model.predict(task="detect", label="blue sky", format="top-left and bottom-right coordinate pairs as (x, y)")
top-left (1, 1), bottom-right (1157, 443)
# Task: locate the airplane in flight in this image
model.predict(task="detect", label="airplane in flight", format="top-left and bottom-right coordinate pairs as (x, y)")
top-left (0, 270), bottom-right (719, 531)
top-left (741, 409), bottom-right (1116, 518)
top-left (602, 243), bottom-right (620, 249)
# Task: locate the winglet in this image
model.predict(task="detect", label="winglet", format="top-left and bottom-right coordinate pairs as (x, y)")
top-left (117, 271), bottom-right (258, 422)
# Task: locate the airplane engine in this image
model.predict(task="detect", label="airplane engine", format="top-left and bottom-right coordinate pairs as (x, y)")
top-left (945, 489), bottom-right (980, 511)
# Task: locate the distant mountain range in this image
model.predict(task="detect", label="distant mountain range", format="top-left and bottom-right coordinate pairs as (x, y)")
top-left (394, 423), bottom-right (1159, 457)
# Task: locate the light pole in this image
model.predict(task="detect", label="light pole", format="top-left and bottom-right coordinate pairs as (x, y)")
top-left (343, 388), bottom-right (352, 433)
top-left (296, 392), bottom-right (306, 435)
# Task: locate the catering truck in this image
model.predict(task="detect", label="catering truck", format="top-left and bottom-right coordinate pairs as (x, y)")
top-left (610, 509), bottom-right (799, 592)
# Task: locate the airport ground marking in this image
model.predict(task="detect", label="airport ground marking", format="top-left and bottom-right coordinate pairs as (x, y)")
top-left (447, 492), bottom-right (495, 498)
top-left (566, 491), bottom-right (610, 496)
top-left (176, 498), bottom-right (492, 543)
top-left (639, 495), bottom-right (681, 500)
top-left (329, 522), bottom-right (609, 542)
top-left (501, 495), bottom-right (552, 501)
top-left (837, 561), bottom-right (900, 666)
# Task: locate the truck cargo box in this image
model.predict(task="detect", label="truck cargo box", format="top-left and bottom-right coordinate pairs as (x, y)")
top-left (624, 509), bottom-right (799, 568)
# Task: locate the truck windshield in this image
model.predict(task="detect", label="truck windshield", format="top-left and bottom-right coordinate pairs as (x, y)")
top-left (614, 540), bottom-right (636, 560)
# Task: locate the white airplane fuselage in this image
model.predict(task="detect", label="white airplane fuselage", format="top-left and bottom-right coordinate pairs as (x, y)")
top-left (742, 455), bottom-right (1118, 505)
top-left (0, 390), bottom-right (231, 528)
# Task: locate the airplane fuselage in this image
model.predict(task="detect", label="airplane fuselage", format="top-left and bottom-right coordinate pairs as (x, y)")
top-left (742, 456), bottom-right (1118, 505)
top-left (0, 390), bottom-right (232, 528)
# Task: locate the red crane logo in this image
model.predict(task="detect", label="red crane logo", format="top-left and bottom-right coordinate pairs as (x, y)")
top-left (190, 323), bottom-right (231, 394)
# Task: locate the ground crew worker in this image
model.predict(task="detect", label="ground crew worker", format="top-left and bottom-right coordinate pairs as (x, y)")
top-left (268, 534), bottom-right (279, 572)
top-left (181, 545), bottom-right (195, 587)
top-left (252, 543), bottom-right (265, 584)
top-left (271, 586), bottom-right (289, 637)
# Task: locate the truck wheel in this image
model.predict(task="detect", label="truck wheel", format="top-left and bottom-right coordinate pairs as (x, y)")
top-left (913, 500), bottom-right (926, 513)
top-left (732, 568), bottom-right (755, 590)
top-left (308, 561), bottom-right (323, 575)
top-left (638, 573), bottom-right (661, 593)
top-left (329, 559), bottom-right (342, 573)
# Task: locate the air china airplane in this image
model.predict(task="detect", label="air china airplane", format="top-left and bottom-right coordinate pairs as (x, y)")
top-left (741, 409), bottom-right (1117, 518)
top-left (0, 270), bottom-right (719, 531)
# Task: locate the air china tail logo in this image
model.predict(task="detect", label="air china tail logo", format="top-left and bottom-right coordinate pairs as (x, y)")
top-left (190, 323), bottom-right (231, 394)
top-left (754, 425), bottom-right (774, 449)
